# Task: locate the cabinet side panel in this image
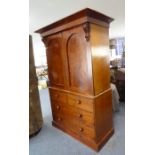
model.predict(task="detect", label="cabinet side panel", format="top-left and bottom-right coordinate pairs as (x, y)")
top-left (90, 24), bottom-right (111, 95)
top-left (94, 89), bottom-right (113, 142)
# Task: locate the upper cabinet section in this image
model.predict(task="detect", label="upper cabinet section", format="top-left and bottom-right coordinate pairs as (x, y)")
top-left (35, 8), bottom-right (114, 96)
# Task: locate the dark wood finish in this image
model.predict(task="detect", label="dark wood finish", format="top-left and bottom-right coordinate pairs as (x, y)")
top-left (36, 8), bottom-right (114, 152)
top-left (29, 35), bottom-right (43, 136)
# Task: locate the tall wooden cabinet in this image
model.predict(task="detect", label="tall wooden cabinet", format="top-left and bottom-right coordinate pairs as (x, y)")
top-left (36, 8), bottom-right (114, 151)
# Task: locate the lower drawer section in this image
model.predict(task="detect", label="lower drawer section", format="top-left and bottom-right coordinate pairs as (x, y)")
top-left (53, 111), bottom-right (95, 140)
top-left (52, 102), bottom-right (94, 127)
top-left (52, 120), bottom-right (114, 152)
top-left (50, 88), bottom-right (114, 151)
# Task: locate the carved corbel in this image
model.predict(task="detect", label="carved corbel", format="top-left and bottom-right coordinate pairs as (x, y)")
top-left (42, 38), bottom-right (51, 48)
top-left (83, 23), bottom-right (90, 41)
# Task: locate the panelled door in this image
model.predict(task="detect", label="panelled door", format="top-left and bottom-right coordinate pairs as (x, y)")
top-left (45, 33), bottom-right (65, 88)
top-left (62, 24), bottom-right (93, 95)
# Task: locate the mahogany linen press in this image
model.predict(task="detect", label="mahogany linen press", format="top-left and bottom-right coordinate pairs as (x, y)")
top-left (35, 8), bottom-right (114, 151)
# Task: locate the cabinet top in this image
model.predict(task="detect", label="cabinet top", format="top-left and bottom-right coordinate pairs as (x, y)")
top-left (35, 8), bottom-right (114, 34)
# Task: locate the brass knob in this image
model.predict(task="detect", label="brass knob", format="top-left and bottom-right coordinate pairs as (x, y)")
top-left (76, 100), bottom-right (81, 104)
top-left (56, 105), bottom-right (60, 109)
top-left (79, 128), bottom-right (84, 132)
top-left (79, 114), bottom-right (83, 118)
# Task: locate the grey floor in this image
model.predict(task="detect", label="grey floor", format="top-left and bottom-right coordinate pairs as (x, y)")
top-left (29, 88), bottom-right (125, 155)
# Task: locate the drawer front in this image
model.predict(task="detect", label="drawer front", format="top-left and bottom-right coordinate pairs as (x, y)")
top-left (68, 94), bottom-right (94, 113)
top-left (53, 110), bottom-right (95, 139)
top-left (63, 117), bottom-right (95, 139)
top-left (52, 102), bottom-right (94, 127)
top-left (49, 89), bottom-right (67, 103)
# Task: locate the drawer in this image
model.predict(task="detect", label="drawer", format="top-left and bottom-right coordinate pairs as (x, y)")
top-left (63, 117), bottom-right (95, 139)
top-left (52, 105), bottom-right (95, 139)
top-left (68, 94), bottom-right (94, 113)
top-left (52, 102), bottom-right (94, 127)
top-left (49, 89), bottom-right (67, 103)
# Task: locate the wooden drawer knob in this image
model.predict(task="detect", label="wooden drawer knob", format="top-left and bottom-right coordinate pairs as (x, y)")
top-left (56, 105), bottom-right (60, 109)
top-left (76, 100), bottom-right (81, 104)
top-left (58, 117), bottom-right (62, 121)
top-left (79, 128), bottom-right (84, 132)
top-left (78, 114), bottom-right (83, 118)
top-left (55, 94), bottom-right (59, 98)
